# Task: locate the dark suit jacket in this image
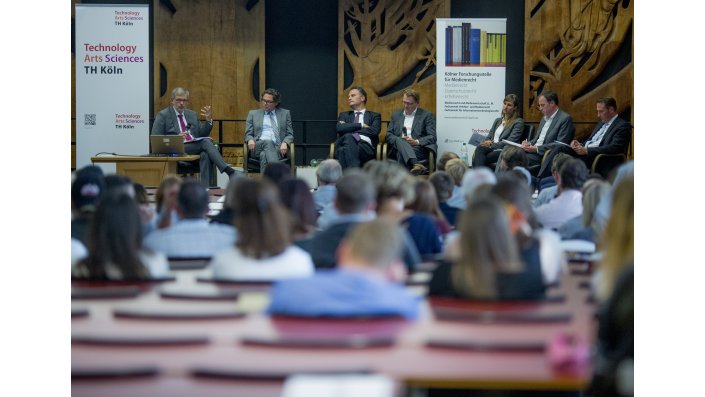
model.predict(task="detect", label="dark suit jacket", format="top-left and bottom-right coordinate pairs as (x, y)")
top-left (583, 116), bottom-right (631, 156)
top-left (244, 108), bottom-right (295, 145)
top-left (151, 106), bottom-right (212, 138)
top-left (386, 108), bottom-right (437, 154)
top-left (336, 110), bottom-right (382, 146)
top-left (296, 221), bottom-right (355, 270)
top-left (487, 117), bottom-right (525, 150)
top-left (532, 109), bottom-right (575, 155)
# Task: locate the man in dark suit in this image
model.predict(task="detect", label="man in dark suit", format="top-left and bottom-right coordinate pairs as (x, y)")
top-left (151, 87), bottom-right (236, 185)
top-left (245, 88), bottom-right (295, 170)
top-left (386, 89), bottom-right (437, 175)
top-left (520, 90), bottom-right (575, 173)
top-left (334, 87), bottom-right (381, 169)
top-left (537, 97), bottom-right (631, 178)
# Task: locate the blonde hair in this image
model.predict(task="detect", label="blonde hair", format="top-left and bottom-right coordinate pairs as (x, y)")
top-left (345, 219), bottom-right (403, 269)
top-left (445, 159), bottom-right (467, 186)
top-left (597, 175), bottom-right (634, 301)
top-left (363, 160), bottom-right (415, 205)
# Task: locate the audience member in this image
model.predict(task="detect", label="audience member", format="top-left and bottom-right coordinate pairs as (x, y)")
top-left (429, 171), bottom-right (460, 227)
top-left (520, 90), bottom-right (575, 172)
top-left (535, 158), bottom-right (588, 230)
top-left (103, 174), bottom-right (135, 198)
top-left (537, 97), bottom-right (631, 178)
top-left (429, 198), bottom-right (545, 300)
top-left (592, 160), bottom-right (633, 233)
top-left (472, 94), bottom-right (525, 168)
top-left (211, 179), bottom-right (314, 280)
top-left (312, 159), bottom-right (342, 214)
top-left (72, 193), bottom-right (169, 280)
top-left (444, 158), bottom-right (468, 209)
top-left (436, 151), bottom-right (459, 172)
top-left (151, 87), bottom-right (236, 185)
top-left (278, 178), bottom-right (318, 240)
top-left (71, 166), bottom-right (105, 245)
top-left (386, 88), bottom-right (437, 175)
top-left (496, 145), bottom-right (529, 173)
top-left (154, 174), bottom-right (182, 229)
top-left (144, 180), bottom-right (236, 258)
top-left (533, 152), bottom-right (572, 208)
top-left (334, 86), bottom-right (381, 169)
top-left (558, 179), bottom-right (610, 241)
top-left (298, 170), bottom-right (377, 269)
top-left (245, 88), bottom-right (295, 170)
top-left (210, 175), bottom-right (244, 226)
top-left (268, 219), bottom-right (420, 319)
top-left (407, 180), bottom-right (452, 236)
top-left (71, 238), bottom-right (88, 266)
top-left (133, 182), bottom-right (156, 233)
top-left (460, 167), bottom-right (497, 207)
top-left (262, 162), bottom-right (292, 185)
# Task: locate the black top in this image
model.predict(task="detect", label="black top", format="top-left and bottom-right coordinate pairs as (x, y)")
top-left (428, 238), bottom-right (546, 300)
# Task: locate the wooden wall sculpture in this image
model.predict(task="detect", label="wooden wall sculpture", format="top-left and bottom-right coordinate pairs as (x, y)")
top-left (154, 0), bottom-right (265, 167)
top-left (338, 0), bottom-right (450, 126)
top-left (524, 0), bottom-right (634, 143)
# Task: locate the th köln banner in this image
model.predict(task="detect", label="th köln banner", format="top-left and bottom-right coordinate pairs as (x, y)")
top-left (75, 4), bottom-right (149, 171)
top-left (435, 18), bottom-right (506, 162)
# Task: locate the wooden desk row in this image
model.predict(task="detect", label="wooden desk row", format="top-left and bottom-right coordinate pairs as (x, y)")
top-left (72, 264), bottom-right (597, 396)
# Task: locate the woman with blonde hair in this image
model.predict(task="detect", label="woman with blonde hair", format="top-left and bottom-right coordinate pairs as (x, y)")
top-left (210, 179), bottom-right (314, 280)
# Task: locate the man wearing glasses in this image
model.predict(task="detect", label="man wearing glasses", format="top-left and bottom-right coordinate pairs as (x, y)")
top-left (245, 88), bottom-right (294, 170)
top-left (385, 89), bottom-right (436, 175)
top-left (152, 87), bottom-right (236, 185)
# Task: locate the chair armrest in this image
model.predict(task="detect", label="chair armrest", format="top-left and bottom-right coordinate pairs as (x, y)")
top-left (591, 153), bottom-right (626, 175)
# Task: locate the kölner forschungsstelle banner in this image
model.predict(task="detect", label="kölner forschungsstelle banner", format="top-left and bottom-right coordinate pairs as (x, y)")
top-left (75, 4), bottom-right (149, 172)
top-left (436, 18), bottom-right (507, 162)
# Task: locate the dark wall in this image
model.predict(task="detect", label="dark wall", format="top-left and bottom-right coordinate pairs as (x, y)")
top-left (264, 0), bottom-right (525, 164)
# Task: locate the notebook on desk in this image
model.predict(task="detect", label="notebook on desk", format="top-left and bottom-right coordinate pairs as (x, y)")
top-left (149, 135), bottom-right (186, 156)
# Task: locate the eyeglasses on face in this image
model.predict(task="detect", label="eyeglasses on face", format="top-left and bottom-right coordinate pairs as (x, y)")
top-left (173, 98), bottom-right (189, 103)
top-left (261, 99), bottom-right (276, 104)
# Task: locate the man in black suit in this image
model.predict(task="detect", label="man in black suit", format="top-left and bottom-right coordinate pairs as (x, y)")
top-left (151, 87), bottom-right (236, 185)
top-left (520, 90), bottom-right (575, 173)
top-left (334, 87), bottom-right (381, 169)
top-left (537, 97), bottom-right (631, 178)
top-left (386, 88), bottom-right (437, 175)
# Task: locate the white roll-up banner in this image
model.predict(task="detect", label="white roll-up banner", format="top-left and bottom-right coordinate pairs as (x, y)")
top-left (75, 4), bottom-right (149, 172)
top-left (435, 18), bottom-right (507, 163)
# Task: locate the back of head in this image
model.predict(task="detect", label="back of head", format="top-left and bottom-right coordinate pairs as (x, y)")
top-left (429, 171), bottom-right (454, 202)
top-left (461, 167), bottom-right (497, 203)
top-left (156, 174), bottom-right (182, 212)
top-left (598, 174), bottom-right (634, 301)
top-left (499, 146), bottom-right (528, 170)
top-left (224, 174), bottom-right (246, 210)
top-left (104, 174), bottom-right (135, 198)
top-left (344, 219), bottom-right (403, 270)
top-left (178, 180), bottom-right (209, 219)
top-left (278, 178), bottom-right (318, 234)
top-left (559, 158), bottom-right (589, 190)
top-left (133, 183), bottom-right (149, 205)
top-left (551, 152), bottom-right (572, 174)
top-left (453, 198), bottom-right (521, 299)
top-left (581, 179), bottom-right (611, 228)
top-left (233, 178), bottom-right (291, 259)
top-left (408, 180), bottom-right (442, 218)
top-left (445, 159), bottom-right (467, 186)
top-left (262, 162), bottom-right (292, 185)
top-left (72, 167), bottom-right (105, 210)
top-left (437, 151), bottom-right (460, 171)
top-left (316, 159), bottom-right (343, 185)
top-left (80, 192), bottom-right (147, 279)
top-left (335, 170), bottom-right (377, 214)
top-left (509, 167), bottom-right (532, 187)
top-left (491, 175), bottom-right (538, 229)
top-left (364, 160), bottom-right (415, 204)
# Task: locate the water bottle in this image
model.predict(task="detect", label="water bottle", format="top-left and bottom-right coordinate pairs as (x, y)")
top-left (461, 142), bottom-right (468, 165)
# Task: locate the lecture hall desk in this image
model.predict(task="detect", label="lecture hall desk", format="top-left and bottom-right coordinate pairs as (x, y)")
top-left (71, 265), bottom-right (596, 396)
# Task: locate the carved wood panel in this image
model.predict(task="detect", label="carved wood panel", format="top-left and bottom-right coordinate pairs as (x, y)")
top-left (524, 0), bottom-right (634, 142)
top-left (338, 0), bottom-right (450, 127)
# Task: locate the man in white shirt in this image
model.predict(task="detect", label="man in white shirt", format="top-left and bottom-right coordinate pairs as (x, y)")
top-left (535, 158), bottom-right (588, 230)
top-left (385, 89), bottom-right (437, 175)
top-left (520, 90), bottom-right (575, 174)
top-left (245, 88), bottom-right (295, 171)
top-left (536, 97), bottom-right (632, 178)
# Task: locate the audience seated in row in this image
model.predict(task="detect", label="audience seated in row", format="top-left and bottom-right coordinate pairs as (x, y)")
top-left (268, 219), bottom-right (420, 319)
top-left (312, 159), bottom-right (342, 214)
top-left (277, 177), bottom-right (318, 241)
top-left (444, 158), bottom-right (468, 209)
top-left (72, 192), bottom-right (169, 280)
top-left (534, 157), bottom-right (589, 230)
top-left (210, 178), bottom-right (314, 280)
top-left (429, 171), bottom-right (460, 227)
top-left (407, 180), bottom-right (452, 236)
top-left (558, 178), bottom-right (610, 242)
top-left (144, 180), bottom-right (236, 258)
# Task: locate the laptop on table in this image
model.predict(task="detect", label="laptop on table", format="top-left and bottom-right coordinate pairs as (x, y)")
top-left (149, 135), bottom-right (186, 156)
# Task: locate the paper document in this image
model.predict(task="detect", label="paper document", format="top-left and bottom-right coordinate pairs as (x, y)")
top-left (502, 139), bottom-right (523, 148)
top-left (553, 140), bottom-right (570, 147)
top-left (468, 132), bottom-right (488, 146)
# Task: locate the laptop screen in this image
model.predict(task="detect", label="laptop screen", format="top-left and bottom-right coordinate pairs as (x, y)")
top-left (150, 135), bottom-right (185, 155)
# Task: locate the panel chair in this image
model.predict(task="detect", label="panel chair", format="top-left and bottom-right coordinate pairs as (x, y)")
top-left (591, 127), bottom-right (633, 178)
top-left (329, 129), bottom-right (385, 163)
top-left (382, 143), bottom-right (436, 173)
top-left (243, 143), bottom-right (296, 175)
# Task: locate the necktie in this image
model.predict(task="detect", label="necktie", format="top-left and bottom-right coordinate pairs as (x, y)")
top-left (178, 113), bottom-right (193, 142)
top-left (585, 123), bottom-right (609, 148)
top-left (268, 111), bottom-right (280, 145)
top-left (352, 112), bottom-right (362, 142)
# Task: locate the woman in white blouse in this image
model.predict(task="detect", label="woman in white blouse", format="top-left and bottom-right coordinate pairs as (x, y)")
top-left (471, 93), bottom-right (525, 169)
top-left (210, 179), bottom-right (314, 280)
